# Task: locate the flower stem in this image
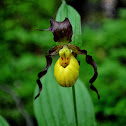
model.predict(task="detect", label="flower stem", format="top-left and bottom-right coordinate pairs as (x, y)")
top-left (72, 85), bottom-right (78, 126)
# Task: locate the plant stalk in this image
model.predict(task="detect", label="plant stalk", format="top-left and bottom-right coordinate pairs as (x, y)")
top-left (72, 85), bottom-right (78, 126)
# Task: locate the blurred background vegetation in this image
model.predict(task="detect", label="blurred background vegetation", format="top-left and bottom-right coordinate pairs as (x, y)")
top-left (0, 0), bottom-right (126, 125)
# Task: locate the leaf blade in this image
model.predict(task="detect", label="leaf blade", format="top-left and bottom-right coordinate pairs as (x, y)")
top-left (33, 64), bottom-right (95, 126)
top-left (56, 1), bottom-right (82, 46)
top-left (0, 115), bottom-right (10, 126)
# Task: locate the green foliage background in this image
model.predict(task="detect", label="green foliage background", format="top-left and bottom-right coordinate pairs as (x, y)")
top-left (0, 0), bottom-right (126, 126)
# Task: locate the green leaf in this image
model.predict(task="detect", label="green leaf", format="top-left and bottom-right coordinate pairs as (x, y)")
top-left (33, 64), bottom-right (95, 126)
top-left (56, 1), bottom-right (82, 46)
top-left (0, 115), bottom-right (10, 126)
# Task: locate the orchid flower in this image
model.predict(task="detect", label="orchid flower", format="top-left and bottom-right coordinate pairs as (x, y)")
top-left (35, 18), bottom-right (100, 99)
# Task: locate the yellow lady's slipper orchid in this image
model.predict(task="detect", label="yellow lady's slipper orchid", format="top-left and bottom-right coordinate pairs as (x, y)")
top-left (35, 18), bottom-right (100, 100)
top-left (54, 45), bottom-right (79, 87)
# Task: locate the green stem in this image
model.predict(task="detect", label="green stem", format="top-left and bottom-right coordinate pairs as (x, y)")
top-left (72, 85), bottom-right (78, 126)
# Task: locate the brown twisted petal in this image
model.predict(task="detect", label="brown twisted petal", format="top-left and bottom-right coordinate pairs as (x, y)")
top-left (86, 55), bottom-right (100, 99)
top-left (45, 18), bottom-right (73, 43)
top-left (68, 44), bottom-right (87, 55)
top-left (35, 55), bottom-right (52, 99)
top-left (49, 44), bottom-right (63, 55)
top-left (35, 45), bottom-right (62, 99)
top-left (68, 44), bottom-right (100, 99)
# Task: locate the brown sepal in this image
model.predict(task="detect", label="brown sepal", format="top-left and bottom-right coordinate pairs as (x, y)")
top-left (45, 18), bottom-right (73, 43)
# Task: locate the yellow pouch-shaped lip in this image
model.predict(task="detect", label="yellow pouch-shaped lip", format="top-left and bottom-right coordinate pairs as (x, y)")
top-left (54, 46), bottom-right (80, 87)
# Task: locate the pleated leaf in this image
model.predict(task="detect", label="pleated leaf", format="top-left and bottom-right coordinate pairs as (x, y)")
top-left (33, 64), bottom-right (95, 126)
top-left (56, 1), bottom-right (82, 46)
top-left (0, 115), bottom-right (10, 126)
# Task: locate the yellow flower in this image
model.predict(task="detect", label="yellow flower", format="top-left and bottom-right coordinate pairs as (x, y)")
top-left (54, 46), bottom-right (79, 87)
top-left (35, 18), bottom-right (100, 100)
